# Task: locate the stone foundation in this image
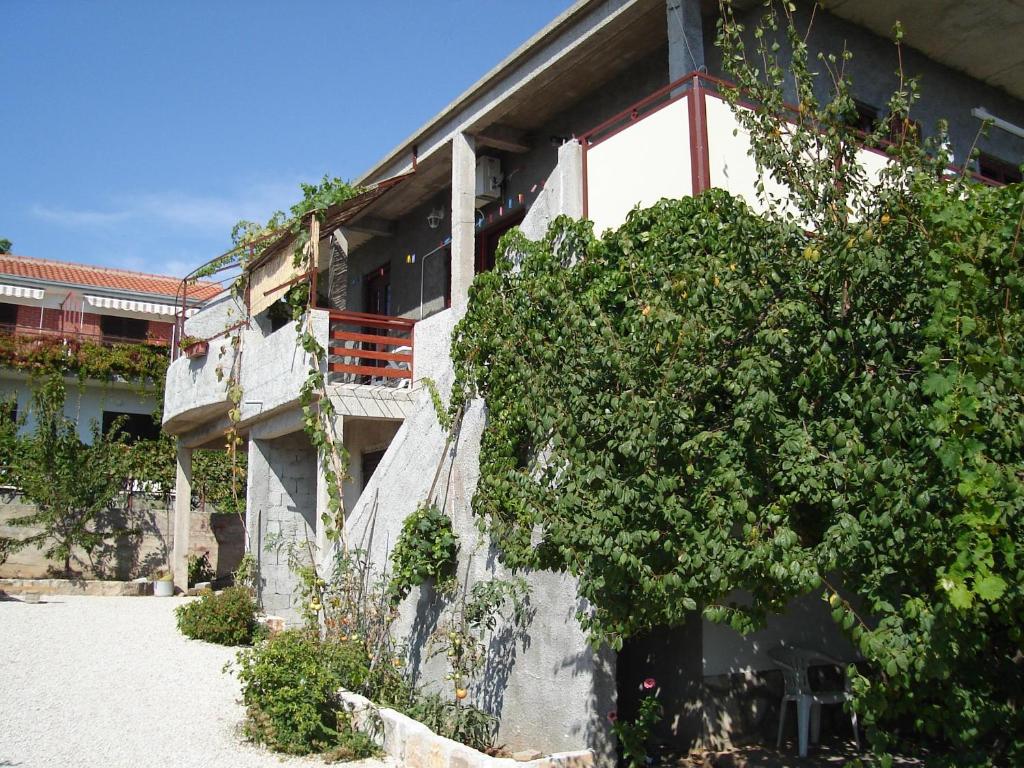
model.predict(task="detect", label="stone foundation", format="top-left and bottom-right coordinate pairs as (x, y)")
top-left (339, 689), bottom-right (594, 768)
top-left (0, 577), bottom-right (153, 597)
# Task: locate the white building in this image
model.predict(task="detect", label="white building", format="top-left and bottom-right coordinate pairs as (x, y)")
top-left (0, 253), bottom-right (216, 441)
top-left (163, 0), bottom-right (1023, 757)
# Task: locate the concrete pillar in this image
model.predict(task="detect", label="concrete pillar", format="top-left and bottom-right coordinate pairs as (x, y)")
top-left (171, 443), bottom-right (193, 591)
top-left (245, 438), bottom-right (264, 559)
top-left (667, 0), bottom-right (705, 81)
top-left (556, 140), bottom-right (585, 219)
top-left (314, 412), bottom-right (344, 571)
top-left (450, 132), bottom-right (477, 312)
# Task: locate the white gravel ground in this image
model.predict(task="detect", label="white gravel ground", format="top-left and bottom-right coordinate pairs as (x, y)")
top-left (0, 593), bottom-right (395, 768)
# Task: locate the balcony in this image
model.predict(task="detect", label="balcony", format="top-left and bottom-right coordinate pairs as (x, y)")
top-left (326, 309), bottom-right (414, 386)
top-left (0, 320), bottom-right (170, 349)
top-left (581, 72), bottom-right (1005, 234)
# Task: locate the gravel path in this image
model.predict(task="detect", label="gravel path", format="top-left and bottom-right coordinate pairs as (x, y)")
top-left (0, 594), bottom-right (394, 768)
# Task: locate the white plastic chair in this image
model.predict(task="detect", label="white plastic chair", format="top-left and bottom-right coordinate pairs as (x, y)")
top-left (768, 646), bottom-right (860, 758)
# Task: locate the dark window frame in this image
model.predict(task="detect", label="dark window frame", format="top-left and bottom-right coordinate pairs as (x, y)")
top-left (99, 314), bottom-right (149, 342)
top-left (102, 410), bottom-right (161, 443)
top-left (978, 152), bottom-right (1022, 185)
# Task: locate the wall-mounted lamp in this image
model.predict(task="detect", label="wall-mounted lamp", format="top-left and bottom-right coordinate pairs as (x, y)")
top-left (426, 207), bottom-right (445, 229)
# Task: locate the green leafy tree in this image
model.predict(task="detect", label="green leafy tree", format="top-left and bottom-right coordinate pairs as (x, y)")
top-left (0, 376), bottom-right (130, 574)
top-left (450, 3), bottom-right (1023, 763)
top-left (0, 238), bottom-right (11, 254)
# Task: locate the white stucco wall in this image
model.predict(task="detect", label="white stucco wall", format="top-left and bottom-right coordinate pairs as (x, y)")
top-left (0, 373), bottom-right (159, 444)
top-left (586, 96), bottom-right (693, 234)
top-left (701, 591), bottom-right (858, 677)
top-left (340, 309), bottom-right (615, 758)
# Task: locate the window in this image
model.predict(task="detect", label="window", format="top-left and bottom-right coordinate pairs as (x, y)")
top-left (978, 152), bottom-right (1022, 185)
top-left (102, 411), bottom-right (161, 443)
top-left (100, 314), bottom-right (149, 342)
top-left (0, 302), bottom-right (17, 328)
top-left (847, 101), bottom-right (880, 134)
top-left (0, 397), bottom-right (17, 425)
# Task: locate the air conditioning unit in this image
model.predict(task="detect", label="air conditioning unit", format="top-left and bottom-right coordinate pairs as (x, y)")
top-left (475, 156), bottom-right (502, 206)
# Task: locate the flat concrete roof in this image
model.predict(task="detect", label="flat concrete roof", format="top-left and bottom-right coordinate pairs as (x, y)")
top-left (356, 0), bottom-right (665, 185)
top-left (356, 0), bottom-right (1022, 191)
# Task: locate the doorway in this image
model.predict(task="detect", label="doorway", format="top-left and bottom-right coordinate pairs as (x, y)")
top-left (361, 265), bottom-right (391, 379)
top-left (364, 264), bottom-right (391, 315)
top-left (475, 212), bottom-right (525, 274)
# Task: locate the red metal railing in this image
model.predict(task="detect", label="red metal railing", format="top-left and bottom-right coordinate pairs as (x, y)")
top-left (327, 309), bottom-right (414, 383)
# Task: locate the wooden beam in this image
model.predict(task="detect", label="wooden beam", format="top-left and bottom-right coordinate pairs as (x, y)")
top-left (345, 215), bottom-right (397, 237)
top-left (474, 124), bottom-right (531, 153)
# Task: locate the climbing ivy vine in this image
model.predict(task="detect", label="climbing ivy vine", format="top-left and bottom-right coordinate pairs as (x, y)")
top-left (201, 175), bottom-right (363, 559)
top-left (449, 3), bottom-right (1024, 764)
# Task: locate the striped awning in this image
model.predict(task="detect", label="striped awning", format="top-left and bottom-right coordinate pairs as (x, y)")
top-left (84, 294), bottom-right (192, 317)
top-left (0, 283), bottom-right (45, 301)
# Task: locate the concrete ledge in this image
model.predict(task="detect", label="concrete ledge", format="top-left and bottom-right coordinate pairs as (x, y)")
top-left (339, 689), bottom-right (594, 768)
top-left (0, 577), bottom-right (153, 597)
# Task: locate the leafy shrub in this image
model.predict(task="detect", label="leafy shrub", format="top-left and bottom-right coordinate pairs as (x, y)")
top-left (403, 692), bottom-right (497, 753)
top-left (175, 586), bottom-right (257, 646)
top-left (187, 551), bottom-right (214, 587)
top-left (387, 502), bottom-right (457, 603)
top-left (234, 630), bottom-right (380, 759)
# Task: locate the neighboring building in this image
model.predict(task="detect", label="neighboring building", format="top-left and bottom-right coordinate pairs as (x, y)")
top-left (163, 0), bottom-right (1023, 758)
top-left (0, 253), bottom-right (217, 441)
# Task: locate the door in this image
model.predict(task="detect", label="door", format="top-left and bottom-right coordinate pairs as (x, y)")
top-left (362, 265), bottom-right (391, 377)
top-left (364, 264), bottom-right (391, 315)
top-left (475, 212), bottom-right (525, 274)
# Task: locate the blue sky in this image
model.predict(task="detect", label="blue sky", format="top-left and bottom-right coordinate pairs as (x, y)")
top-left (1, 1), bottom-right (574, 277)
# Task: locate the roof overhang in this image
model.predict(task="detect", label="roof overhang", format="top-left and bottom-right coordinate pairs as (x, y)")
top-left (822, 0), bottom-right (1024, 101)
top-left (724, 0), bottom-right (1024, 101)
top-left (356, 0), bottom-right (668, 185)
top-left (245, 173), bottom-right (415, 314)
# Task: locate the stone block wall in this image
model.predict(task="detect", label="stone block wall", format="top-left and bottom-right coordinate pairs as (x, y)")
top-left (246, 431), bottom-right (318, 620)
top-left (0, 490), bottom-right (243, 580)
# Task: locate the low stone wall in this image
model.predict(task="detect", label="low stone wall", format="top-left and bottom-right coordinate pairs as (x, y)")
top-left (0, 491), bottom-right (244, 580)
top-left (0, 577), bottom-right (152, 597)
top-left (339, 689), bottom-right (594, 768)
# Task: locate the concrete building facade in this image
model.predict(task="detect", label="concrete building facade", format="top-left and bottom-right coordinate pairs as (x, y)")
top-left (162, 0), bottom-right (1023, 759)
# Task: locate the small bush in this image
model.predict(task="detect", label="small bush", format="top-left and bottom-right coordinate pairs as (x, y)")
top-left (403, 692), bottom-right (497, 753)
top-left (234, 630), bottom-right (381, 759)
top-left (175, 586), bottom-right (257, 646)
top-left (187, 551), bottom-right (214, 587)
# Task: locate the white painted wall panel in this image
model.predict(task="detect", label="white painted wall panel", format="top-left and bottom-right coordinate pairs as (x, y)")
top-left (706, 96), bottom-right (799, 218)
top-left (586, 96), bottom-right (693, 234)
top-left (707, 94), bottom-right (892, 222)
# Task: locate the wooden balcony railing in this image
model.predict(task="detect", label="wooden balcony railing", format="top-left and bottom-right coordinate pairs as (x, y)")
top-left (327, 310), bottom-right (414, 384)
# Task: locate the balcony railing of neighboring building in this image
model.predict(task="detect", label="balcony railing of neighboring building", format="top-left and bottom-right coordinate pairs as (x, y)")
top-left (0, 320), bottom-right (170, 348)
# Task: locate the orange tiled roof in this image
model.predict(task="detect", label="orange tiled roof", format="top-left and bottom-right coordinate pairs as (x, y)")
top-left (0, 254), bottom-right (221, 302)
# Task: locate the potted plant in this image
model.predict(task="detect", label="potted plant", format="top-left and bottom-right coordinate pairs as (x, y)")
top-left (153, 567), bottom-right (175, 597)
top-left (179, 335), bottom-right (209, 359)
